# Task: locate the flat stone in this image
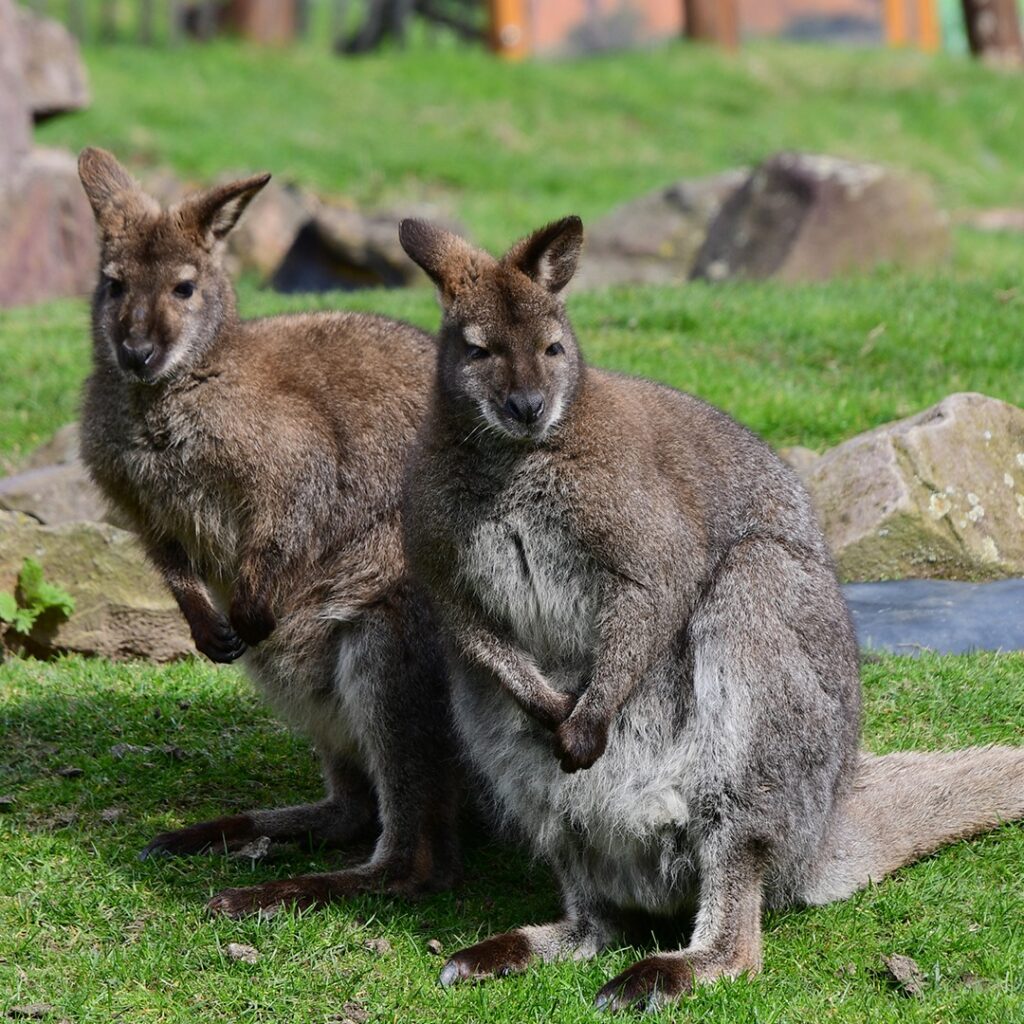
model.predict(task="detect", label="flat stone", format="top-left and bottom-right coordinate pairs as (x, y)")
top-left (0, 463), bottom-right (107, 526)
top-left (845, 577), bottom-right (1024, 655)
top-left (0, 510), bottom-right (191, 661)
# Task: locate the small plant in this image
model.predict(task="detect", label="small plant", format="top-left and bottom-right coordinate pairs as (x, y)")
top-left (0, 558), bottom-right (75, 637)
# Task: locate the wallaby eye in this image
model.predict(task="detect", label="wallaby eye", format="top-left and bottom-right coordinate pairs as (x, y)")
top-left (107, 278), bottom-right (125, 300)
top-left (546, 341), bottom-right (565, 357)
top-left (466, 345), bottom-right (490, 362)
top-left (173, 281), bottom-right (196, 299)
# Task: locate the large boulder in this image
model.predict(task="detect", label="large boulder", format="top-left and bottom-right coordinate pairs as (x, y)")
top-left (225, 177), bottom-right (313, 280)
top-left (692, 152), bottom-right (950, 283)
top-left (272, 204), bottom-right (464, 293)
top-left (574, 169), bottom-right (746, 289)
top-left (0, 0), bottom-right (32, 177)
top-left (0, 147), bottom-right (98, 307)
top-left (14, 5), bottom-right (90, 120)
top-left (804, 393), bottom-right (1024, 582)
top-left (0, 511), bottom-right (192, 661)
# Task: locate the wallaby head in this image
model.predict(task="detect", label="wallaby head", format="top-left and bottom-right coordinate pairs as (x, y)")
top-left (78, 147), bottom-right (269, 384)
top-left (400, 216), bottom-right (584, 442)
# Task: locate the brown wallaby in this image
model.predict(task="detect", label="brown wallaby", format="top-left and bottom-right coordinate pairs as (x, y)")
top-left (76, 147), bottom-right (461, 917)
top-left (399, 215), bottom-right (1024, 1011)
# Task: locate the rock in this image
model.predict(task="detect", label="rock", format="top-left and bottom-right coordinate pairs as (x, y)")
top-left (0, 510), bottom-right (192, 661)
top-left (225, 942), bottom-right (260, 964)
top-left (778, 445), bottom-right (821, 484)
top-left (225, 177), bottom-right (313, 280)
top-left (574, 169), bottom-right (746, 289)
top-left (0, 0), bottom-right (32, 177)
top-left (14, 5), bottom-right (90, 120)
top-left (22, 423), bottom-right (81, 470)
top-left (692, 152), bottom-right (950, 283)
top-left (881, 953), bottom-right (925, 998)
top-left (804, 393), bottom-right (1024, 581)
top-left (0, 147), bottom-right (98, 308)
top-left (0, 463), bottom-right (108, 526)
top-left (272, 204), bottom-right (463, 293)
top-left (961, 208), bottom-right (1024, 233)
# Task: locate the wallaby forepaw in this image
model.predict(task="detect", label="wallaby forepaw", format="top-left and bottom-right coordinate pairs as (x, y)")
top-left (594, 956), bottom-right (694, 1013)
top-left (554, 713), bottom-right (609, 773)
top-left (438, 933), bottom-right (533, 988)
top-left (190, 613), bottom-right (247, 663)
top-left (229, 589), bottom-right (277, 647)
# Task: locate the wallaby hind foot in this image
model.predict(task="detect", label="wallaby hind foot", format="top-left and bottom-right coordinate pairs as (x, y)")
top-left (140, 754), bottom-right (378, 859)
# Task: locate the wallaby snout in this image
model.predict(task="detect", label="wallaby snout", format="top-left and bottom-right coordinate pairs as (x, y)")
top-left (505, 389), bottom-right (545, 426)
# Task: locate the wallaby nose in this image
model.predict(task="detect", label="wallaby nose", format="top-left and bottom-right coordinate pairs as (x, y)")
top-left (505, 389), bottom-right (546, 425)
top-left (121, 339), bottom-right (155, 370)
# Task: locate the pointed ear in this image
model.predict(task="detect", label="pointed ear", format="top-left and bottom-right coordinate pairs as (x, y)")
top-left (503, 216), bottom-right (583, 295)
top-left (78, 147), bottom-right (155, 232)
top-left (399, 219), bottom-right (492, 308)
top-left (176, 173), bottom-right (272, 245)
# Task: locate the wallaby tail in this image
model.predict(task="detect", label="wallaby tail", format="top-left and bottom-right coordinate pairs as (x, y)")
top-left (801, 746), bottom-right (1024, 905)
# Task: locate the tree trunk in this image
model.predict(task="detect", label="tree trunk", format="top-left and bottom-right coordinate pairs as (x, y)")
top-left (961, 0), bottom-right (1024, 65)
top-left (684, 0), bottom-right (739, 49)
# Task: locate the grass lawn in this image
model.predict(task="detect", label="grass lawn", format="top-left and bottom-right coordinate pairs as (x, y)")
top-left (2, 33), bottom-right (1024, 1024)
top-left (1, 654), bottom-right (1022, 1023)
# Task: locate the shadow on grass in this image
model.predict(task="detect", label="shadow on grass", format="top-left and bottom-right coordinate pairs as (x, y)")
top-left (0, 668), bottom-right (567, 944)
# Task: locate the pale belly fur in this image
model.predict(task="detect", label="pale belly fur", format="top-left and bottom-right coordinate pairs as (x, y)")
top-left (453, 511), bottom-right (702, 914)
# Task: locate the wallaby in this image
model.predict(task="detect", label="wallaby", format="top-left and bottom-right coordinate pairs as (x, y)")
top-left (399, 215), bottom-right (1024, 1011)
top-left (76, 147), bottom-right (461, 917)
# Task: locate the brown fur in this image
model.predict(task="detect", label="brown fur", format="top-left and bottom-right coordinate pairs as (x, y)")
top-left (77, 148), bottom-right (461, 914)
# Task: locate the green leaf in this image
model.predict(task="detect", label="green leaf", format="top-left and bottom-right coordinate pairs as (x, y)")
top-left (0, 592), bottom-right (16, 624)
top-left (12, 607), bottom-right (38, 634)
top-left (16, 557), bottom-right (45, 605)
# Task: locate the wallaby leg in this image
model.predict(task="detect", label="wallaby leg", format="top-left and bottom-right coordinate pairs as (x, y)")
top-left (439, 882), bottom-right (613, 986)
top-left (204, 772), bottom-right (460, 916)
top-left (206, 611), bottom-right (462, 917)
top-left (140, 752), bottom-right (377, 859)
top-left (594, 842), bottom-right (764, 1013)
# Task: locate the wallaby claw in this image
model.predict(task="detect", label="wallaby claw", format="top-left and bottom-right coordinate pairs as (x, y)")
top-left (191, 615), bottom-right (247, 663)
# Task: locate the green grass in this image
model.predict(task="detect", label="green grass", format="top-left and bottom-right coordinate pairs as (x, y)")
top-left (3, 254), bottom-right (1023, 470)
top-left (1, 653), bottom-right (1022, 1023)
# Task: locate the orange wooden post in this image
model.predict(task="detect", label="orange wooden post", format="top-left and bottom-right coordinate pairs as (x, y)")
top-left (883, 0), bottom-right (908, 46)
top-left (916, 0), bottom-right (941, 52)
top-left (489, 0), bottom-right (528, 59)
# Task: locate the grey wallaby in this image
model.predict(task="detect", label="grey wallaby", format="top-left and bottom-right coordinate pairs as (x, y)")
top-left (77, 148), bottom-right (461, 917)
top-left (398, 214), bottom-right (1024, 1011)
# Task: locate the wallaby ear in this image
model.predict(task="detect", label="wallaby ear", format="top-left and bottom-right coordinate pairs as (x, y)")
top-left (176, 173), bottom-right (272, 245)
top-left (78, 147), bottom-right (154, 232)
top-left (503, 216), bottom-right (584, 295)
top-left (399, 218), bottom-right (492, 308)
